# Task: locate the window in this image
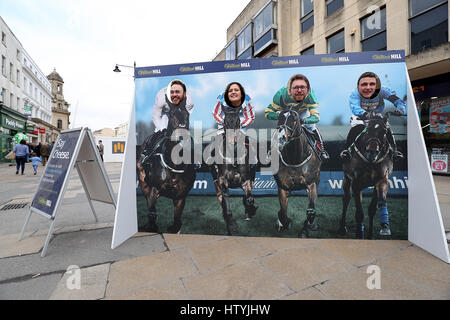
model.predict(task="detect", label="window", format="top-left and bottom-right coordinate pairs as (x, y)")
top-left (237, 23), bottom-right (253, 59)
top-left (326, 0), bottom-right (344, 16)
top-left (16, 69), bottom-right (20, 87)
top-left (327, 29), bottom-right (345, 53)
top-left (301, 45), bottom-right (315, 55)
top-left (1, 55), bottom-right (5, 76)
top-left (9, 63), bottom-right (13, 82)
top-left (10, 93), bottom-right (14, 108)
top-left (1, 32), bottom-right (5, 45)
top-left (301, 0), bottom-right (314, 32)
top-left (361, 7), bottom-right (387, 51)
top-left (16, 49), bottom-right (20, 61)
top-left (57, 119), bottom-right (62, 129)
top-left (253, 1), bottom-right (277, 56)
top-left (0, 88), bottom-right (5, 104)
top-left (409, 0), bottom-right (448, 54)
top-left (225, 39), bottom-right (236, 60)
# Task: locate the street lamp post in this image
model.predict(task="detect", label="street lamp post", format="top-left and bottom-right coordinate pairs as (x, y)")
top-left (113, 62), bottom-right (136, 73)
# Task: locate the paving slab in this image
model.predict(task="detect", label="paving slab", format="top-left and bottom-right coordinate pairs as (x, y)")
top-left (186, 237), bottom-right (267, 274)
top-left (281, 287), bottom-right (327, 300)
top-left (104, 279), bottom-right (189, 300)
top-left (377, 246), bottom-right (450, 299)
top-left (261, 246), bottom-right (357, 291)
top-left (0, 273), bottom-right (63, 300)
top-left (182, 260), bottom-right (294, 300)
top-left (49, 263), bottom-right (110, 300)
top-left (0, 228), bottom-right (166, 282)
top-left (0, 232), bottom-right (46, 258)
top-left (105, 250), bottom-right (198, 298)
top-left (316, 267), bottom-right (442, 300)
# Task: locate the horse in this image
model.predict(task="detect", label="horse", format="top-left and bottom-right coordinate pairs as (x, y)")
top-left (137, 97), bottom-right (196, 234)
top-left (338, 112), bottom-right (395, 239)
top-left (273, 96), bottom-right (322, 238)
top-left (207, 104), bottom-right (258, 235)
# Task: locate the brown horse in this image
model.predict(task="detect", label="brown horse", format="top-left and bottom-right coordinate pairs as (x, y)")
top-left (274, 97), bottom-right (322, 238)
top-left (137, 98), bottom-right (195, 234)
top-left (338, 113), bottom-right (395, 239)
top-left (207, 104), bottom-right (257, 235)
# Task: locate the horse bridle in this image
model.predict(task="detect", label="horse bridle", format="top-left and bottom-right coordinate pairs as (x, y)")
top-left (355, 119), bottom-right (389, 164)
top-left (278, 108), bottom-right (303, 143)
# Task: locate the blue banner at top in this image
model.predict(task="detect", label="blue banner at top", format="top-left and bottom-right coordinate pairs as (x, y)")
top-left (135, 50), bottom-right (405, 79)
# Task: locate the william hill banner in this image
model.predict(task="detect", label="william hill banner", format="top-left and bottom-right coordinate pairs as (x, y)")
top-left (133, 51), bottom-right (409, 240)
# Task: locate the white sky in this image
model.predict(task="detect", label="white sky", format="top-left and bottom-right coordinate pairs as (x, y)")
top-left (1, 0), bottom-right (251, 131)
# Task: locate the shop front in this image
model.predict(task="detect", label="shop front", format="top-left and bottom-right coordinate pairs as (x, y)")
top-left (0, 104), bottom-right (28, 162)
top-left (413, 73), bottom-right (450, 175)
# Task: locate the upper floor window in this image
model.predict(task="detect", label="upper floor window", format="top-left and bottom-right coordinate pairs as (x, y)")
top-left (301, 0), bottom-right (314, 32)
top-left (301, 45), bottom-right (315, 55)
top-left (1, 32), bottom-right (6, 46)
top-left (361, 7), bottom-right (387, 51)
top-left (1, 56), bottom-right (6, 76)
top-left (225, 39), bottom-right (236, 60)
top-left (237, 23), bottom-right (253, 59)
top-left (326, 0), bottom-right (344, 16)
top-left (9, 63), bottom-right (13, 82)
top-left (327, 29), bottom-right (345, 53)
top-left (57, 119), bottom-right (62, 129)
top-left (254, 1), bottom-right (275, 40)
top-left (409, 0), bottom-right (448, 54)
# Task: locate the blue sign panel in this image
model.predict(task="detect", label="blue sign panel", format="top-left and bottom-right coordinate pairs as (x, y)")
top-left (31, 129), bottom-right (81, 217)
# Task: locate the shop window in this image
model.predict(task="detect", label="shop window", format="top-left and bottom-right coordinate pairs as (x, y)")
top-left (301, 45), bottom-right (315, 55)
top-left (301, 0), bottom-right (314, 33)
top-left (361, 7), bottom-right (387, 51)
top-left (327, 29), bottom-right (345, 53)
top-left (326, 0), bottom-right (343, 16)
top-left (410, 0), bottom-right (448, 54)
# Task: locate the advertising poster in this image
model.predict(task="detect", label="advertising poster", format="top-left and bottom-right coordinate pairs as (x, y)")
top-left (134, 51), bottom-right (408, 240)
top-left (31, 129), bottom-right (81, 217)
top-left (429, 97), bottom-right (450, 133)
top-left (431, 153), bottom-right (448, 173)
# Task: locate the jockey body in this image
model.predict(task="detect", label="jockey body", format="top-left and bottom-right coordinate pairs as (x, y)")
top-left (265, 74), bottom-right (329, 159)
top-left (340, 72), bottom-right (406, 161)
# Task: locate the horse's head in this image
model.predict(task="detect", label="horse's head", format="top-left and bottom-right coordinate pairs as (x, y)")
top-left (276, 96), bottom-right (303, 150)
top-left (166, 96), bottom-right (190, 134)
top-left (364, 114), bottom-right (388, 162)
top-left (222, 104), bottom-right (241, 131)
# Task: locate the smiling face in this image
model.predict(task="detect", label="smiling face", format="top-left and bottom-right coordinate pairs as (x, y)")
top-left (358, 77), bottom-right (378, 99)
top-left (227, 83), bottom-right (243, 107)
top-left (288, 79), bottom-right (309, 102)
top-left (170, 84), bottom-right (186, 105)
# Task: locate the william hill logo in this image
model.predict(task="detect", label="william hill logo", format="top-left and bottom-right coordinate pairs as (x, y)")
top-left (224, 62), bottom-right (251, 69)
top-left (180, 65), bottom-right (205, 72)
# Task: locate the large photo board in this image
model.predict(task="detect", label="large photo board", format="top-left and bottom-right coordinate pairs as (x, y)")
top-left (134, 51), bottom-right (408, 240)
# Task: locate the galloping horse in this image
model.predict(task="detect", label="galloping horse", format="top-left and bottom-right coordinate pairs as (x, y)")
top-left (274, 97), bottom-right (322, 238)
top-left (338, 112), bottom-right (396, 239)
top-left (208, 104), bottom-right (257, 235)
top-left (137, 98), bottom-right (195, 233)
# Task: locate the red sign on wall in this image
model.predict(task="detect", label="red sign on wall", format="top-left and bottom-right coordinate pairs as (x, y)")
top-left (39, 128), bottom-right (46, 134)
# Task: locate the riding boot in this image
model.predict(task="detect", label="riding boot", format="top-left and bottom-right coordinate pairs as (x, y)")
top-left (313, 129), bottom-right (329, 159)
top-left (141, 130), bottom-right (166, 165)
top-left (340, 125), bottom-right (365, 160)
top-left (387, 126), bottom-right (403, 161)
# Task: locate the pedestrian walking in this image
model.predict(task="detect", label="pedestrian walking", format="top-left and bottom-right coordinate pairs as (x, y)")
top-left (97, 140), bottom-right (104, 162)
top-left (40, 142), bottom-right (50, 166)
top-left (13, 139), bottom-right (29, 175)
top-left (30, 152), bottom-right (42, 175)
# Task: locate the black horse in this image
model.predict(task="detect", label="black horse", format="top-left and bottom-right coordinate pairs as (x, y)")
top-left (207, 104), bottom-right (257, 235)
top-left (137, 98), bottom-right (195, 234)
top-left (338, 112), bottom-right (397, 239)
top-left (274, 97), bottom-right (322, 238)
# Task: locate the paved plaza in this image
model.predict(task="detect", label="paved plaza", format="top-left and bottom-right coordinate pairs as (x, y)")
top-left (0, 161), bottom-right (448, 300)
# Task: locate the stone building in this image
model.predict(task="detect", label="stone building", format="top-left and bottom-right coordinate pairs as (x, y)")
top-left (215, 0), bottom-right (450, 172)
top-left (47, 69), bottom-right (70, 131)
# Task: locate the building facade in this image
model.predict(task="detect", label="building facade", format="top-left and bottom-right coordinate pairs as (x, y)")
top-left (0, 16), bottom-right (27, 160)
top-left (48, 69), bottom-right (70, 132)
top-left (215, 0), bottom-right (450, 173)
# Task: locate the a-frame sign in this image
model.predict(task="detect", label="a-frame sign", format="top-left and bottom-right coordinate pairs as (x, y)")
top-left (19, 127), bottom-right (117, 257)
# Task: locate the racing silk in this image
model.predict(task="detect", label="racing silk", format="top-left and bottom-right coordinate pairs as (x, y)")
top-left (152, 85), bottom-right (194, 132)
top-left (213, 93), bottom-right (255, 134)
top-left (349, 86), bottom-right (406, 117)
top-left (265, 87), bottom-right (319, 124)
